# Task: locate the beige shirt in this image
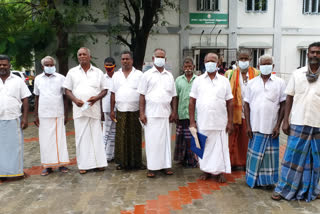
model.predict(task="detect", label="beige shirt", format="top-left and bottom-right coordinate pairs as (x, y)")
top-left (63, 65), bottom-right (107, 120)
top-left (0, 73), bottom-right (31, 120)
top-left (285, 66), bottom-right (320, 128)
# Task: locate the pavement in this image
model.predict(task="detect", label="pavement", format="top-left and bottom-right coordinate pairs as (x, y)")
top-left (1, 113), bottom-right (320, 214)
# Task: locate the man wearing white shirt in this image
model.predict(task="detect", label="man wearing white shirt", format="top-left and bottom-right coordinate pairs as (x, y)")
top-left (102, 57), bottom-right (116, 162)
top-left (110, 51), bottom-right (144, 170)
top-left (244, 54), bottom-right (286, 188)
top-left (189, 53), bottom-right (233, 182)
top-left (63, 47), bottom-right (108, 174)
top-left (272, 42), bottom-right (320, 202)
top-left (0, 55), bottom-right (31, 181)
top-left (34, 56), bottom-right (70, 176)
top-left (138, 48), bottom-right (178, 178)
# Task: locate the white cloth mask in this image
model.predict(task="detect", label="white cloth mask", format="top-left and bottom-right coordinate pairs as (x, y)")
top-left (44, 66), bottom-right (56, 74)
top-left (154, 57), bottom-right (166, 67)
top-left (238, 61), bottom-right (249, 70)
top-left (205, 62), bottom-right (217, 73)
top-left (260, 65), bottom-right (273, 75)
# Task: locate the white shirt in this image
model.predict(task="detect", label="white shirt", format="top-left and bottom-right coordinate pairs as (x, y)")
top-left (102, 73), bottom-right (114, 113)
top-left (34, 72), bottom-right (65, 118)
top-left (244, 75), bottom-right (286, 134)
top-left (285, 66), bottom-right (320, 128)
top-left (137, 66), bottom-right (177, 118)
top-left (0, 73), bottom-right (31, 120)
top-left (190, 72), bottom-right (233, 131)
top-left (239, 72), bottom-right (249, 118)
top-left (63, 65), bottom-right (107, 120)
top-left (110, 67), bottom-right (142, 112)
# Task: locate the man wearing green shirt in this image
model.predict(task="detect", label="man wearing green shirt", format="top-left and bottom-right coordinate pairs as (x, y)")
top-left (174, 57), bottom-right (198, 167)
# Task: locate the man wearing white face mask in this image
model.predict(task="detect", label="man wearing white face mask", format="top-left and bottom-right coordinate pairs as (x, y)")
top-left (34, 56), bottom-right (70, 176)
top-left (243, 54), bottom-right (286, 188)
top-left (228, 49), bottom-right (259, 171)
top-left (138, 48), bottom-right (178, 178)
top-left (189, 53), bottom-right (234, 182)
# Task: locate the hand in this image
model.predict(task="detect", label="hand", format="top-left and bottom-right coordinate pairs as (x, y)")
top-left (272, 126), bottom-right (280, 139)
top-left (282, 120), bottom-right (290, 135)
top-left (226, 121), bottom-right (234, 135)
top-left (169, 111), bottom-right (178, 124)
top-left (34, 116), bottom-right (40, 127)
top-left (139, 113), bottom-right (147, 125)
top-left (110, 111), bottom-right (116, 122)
top-left (75, 99), bottom-right (84, 107)
top-left (189, 121), bottom-right (197, 129)
top-left (247, 126), bottom-right (253, 139)
top-left (21, 118), bottom-right (28, 130)
top-left (87, 96), bottom-right (99, 106)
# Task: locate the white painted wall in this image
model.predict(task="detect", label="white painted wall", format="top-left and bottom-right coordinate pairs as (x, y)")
top-left (189, 34), bottom-right (228, 47)
top-left (238, 35), bottom-right (273, 47)
top-left (237, 0), bottom-right (274, 28)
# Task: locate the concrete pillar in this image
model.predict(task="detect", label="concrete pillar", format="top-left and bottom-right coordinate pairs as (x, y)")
top-left (179, 0), bottom-right (190, 77)
top-left (228, 0), bottom-right (238, 64)
top-left (273, 0), bottom-right (283, 74)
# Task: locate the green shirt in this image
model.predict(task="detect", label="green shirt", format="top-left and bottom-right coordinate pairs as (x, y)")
top-left (175, 74), bottom-right (197, 120)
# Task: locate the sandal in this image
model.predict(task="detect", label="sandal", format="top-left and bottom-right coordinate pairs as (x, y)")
top-left (96, 167), bottom-right (105, 171)
top-left (162, 169), bottom-right (174, 175)
top-left (58, 166), bottom-right (69, 173)
top-left (41, 168), bottom-right (53, 176)
top-left (271, 192), bottom-right (283, 201)
top-left (147, 170), bottom-right (156, 178)
top-left (79, 170), bottom-right (87, 174)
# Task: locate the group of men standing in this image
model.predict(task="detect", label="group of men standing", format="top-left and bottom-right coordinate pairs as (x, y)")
top-left (1, 42), bottom-right (320, 202)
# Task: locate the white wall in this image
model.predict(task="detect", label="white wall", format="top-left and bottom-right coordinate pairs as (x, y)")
top-left (189, 34), bottom-right (228, 47)
top-left (238, 35), bottom-right (273, 47)
top-left (237, 0), bottom-right (274, 28)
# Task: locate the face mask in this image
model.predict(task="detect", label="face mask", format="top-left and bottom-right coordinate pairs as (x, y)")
top-left (259, 65), bottom-right (273, 75)
top-left (44, 66), bottom-right (56, 74)
top-left (232, 64), bottom-right (237, 70)
top-left (238, 61), bottom-right (249, 70)
top-left (154, 57), bottom-right (166, 67)
top-left (205, 62), bottom-right (217, 73)
top-left (104, 65), bottom-right (115, 73)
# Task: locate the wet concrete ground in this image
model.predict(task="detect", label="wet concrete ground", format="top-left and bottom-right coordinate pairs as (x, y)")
top-left (1, 113), bottom-right (320, 214)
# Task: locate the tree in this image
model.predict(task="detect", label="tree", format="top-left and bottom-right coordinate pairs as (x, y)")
top-left (105, 0), bottom-right (177, 70)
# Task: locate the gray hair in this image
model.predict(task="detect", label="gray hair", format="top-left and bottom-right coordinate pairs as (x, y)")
top-left (153, 48), bottom-right (166, 56)
top-left (183, 56), bottom-right (194, 65)
top-left (237, 49), bottom-right (252, 59)
top-left (259, 54), bottom-right (274, 65)
top-left (77, 47), bottom-right (91, 57)
top-left (41, 56), bottom-right (56, 66)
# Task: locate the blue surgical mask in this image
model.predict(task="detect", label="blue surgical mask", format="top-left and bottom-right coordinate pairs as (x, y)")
top-left (44, 66), bottom-right (56, 74)
top-left (238, 61), bottom-right (249, 70)
top-left (259, 65), bottom-right (273, 75)
top-left (205, 62), bottom-right (217, 73)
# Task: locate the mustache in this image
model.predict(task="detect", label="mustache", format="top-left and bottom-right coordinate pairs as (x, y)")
top-left (309, 57), bottom-right (320, 64)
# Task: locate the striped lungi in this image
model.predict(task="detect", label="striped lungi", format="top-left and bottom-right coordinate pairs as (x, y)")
top-left (275, 125), bottom-right (320, 202)
top-left (103, 113), bottom-right (116, 161)
top-left (246, 132), bottom-right (279, 188)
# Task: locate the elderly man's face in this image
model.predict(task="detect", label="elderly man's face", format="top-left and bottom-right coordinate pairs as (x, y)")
top-left (308, 46), bottom-right (320, 65)
top-left (183, 61), bottom-right (194, 76)
top-left (0, 59), bottom-right (10, 76)
top-left (204, 53), bottom-right (218, 63)
top-left (43, 59), bottom-right (55, 67)
top-left (238, 53), bottom-right (250, 62)
top-left (77, 48), bottom-right (91, 66)
top-left (260, 58), bottom-right (273, 66)
top-left (153, 50), bottom-right (166, 60)
top-left (121, 54), bottom-right (133, 70)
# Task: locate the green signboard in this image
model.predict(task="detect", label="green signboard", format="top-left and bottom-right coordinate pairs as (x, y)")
top-left (189, 13), bottom-right (228, 25)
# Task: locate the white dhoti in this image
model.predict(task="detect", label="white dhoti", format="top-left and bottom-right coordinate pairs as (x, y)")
top-left (74, 117), bottom-right (108, 170)
top-left (39, 117), bottom-right (70, 168)
top-left (103, 113), bottom-right (116, 161)
top-left (144, 117), bottom-right (172, 170)
top-left (199, 129), bottom-right (231, 175)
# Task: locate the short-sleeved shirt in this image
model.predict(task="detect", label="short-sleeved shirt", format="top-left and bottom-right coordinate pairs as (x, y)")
top-left (190, 72), bottom-right (233, 131)
top-left (0, 73), bottom-right (31, 120)
top-left (102, 73), bottom-right (113, 113)
top-left (285, 66), bottom-right (320, 128)
top-left (244, 75), bottom-right (286, 134)
top-left (137, 66), bottom-right (177, 118)
top-left (175, 74), bottom-right (197, 120)
top-left (110, 67), bottom-right (142, 112)
top-left (34, 72), bottom-right (65, 118)
top-left (63, 65), bottom-right (107, 120)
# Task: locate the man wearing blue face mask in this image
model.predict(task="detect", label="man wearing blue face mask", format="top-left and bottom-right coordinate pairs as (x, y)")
top-left (189, 53), bottom-right (234, 182)
top-left (243, 54), bottom-right (286, 189)
top-left (34, 56), bottom-right (70, 176)
top-left (138, 48), bottom-right (178, 178)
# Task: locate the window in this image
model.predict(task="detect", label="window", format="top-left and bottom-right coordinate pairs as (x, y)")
top-left (300, 49), bottom-right (308, 67)
top-left (197, 0), bottom-right (219, 11)
top-left (303, 0), bottom-right (320, 14)
top-left (246, 0), bottom-right (267, 12)
top-left (252, 49), bottom-right (265, 68)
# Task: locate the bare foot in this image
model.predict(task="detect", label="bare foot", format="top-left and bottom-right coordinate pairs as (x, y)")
top-left (217, 174), bottom-right (227, 183)
top-left (199, 172), bottom-right (211, 180)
